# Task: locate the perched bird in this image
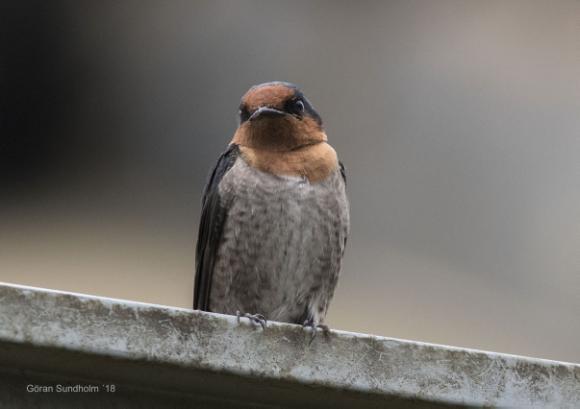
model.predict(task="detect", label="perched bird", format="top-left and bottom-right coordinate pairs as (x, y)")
top-left (194, 82), bottom-right (349, 332)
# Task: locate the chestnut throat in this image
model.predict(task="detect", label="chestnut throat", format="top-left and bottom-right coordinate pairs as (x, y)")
top-left (237, 142), bottom-right (338, 183)
top-left (230, 116), bottom-right (338, 183)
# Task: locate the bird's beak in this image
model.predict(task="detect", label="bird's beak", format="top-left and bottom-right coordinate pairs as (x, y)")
top-left (249, 106), bottom-right (285, 122)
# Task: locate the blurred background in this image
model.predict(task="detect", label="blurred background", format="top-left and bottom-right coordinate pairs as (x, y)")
top-left (1, 1), bottom-right (579, 363)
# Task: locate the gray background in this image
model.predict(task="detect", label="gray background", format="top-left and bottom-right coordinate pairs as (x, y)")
top-left (1, 1), bottom-right (579, 362)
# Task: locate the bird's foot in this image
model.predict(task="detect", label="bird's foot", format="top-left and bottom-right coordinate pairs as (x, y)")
top-left (236, 311), bottom-right (267, 330)
top-left (302, 318), bottom-right (330, 342)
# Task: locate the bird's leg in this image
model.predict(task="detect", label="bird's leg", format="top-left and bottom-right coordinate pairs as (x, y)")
top-left (236, 311), bottom-right (267, 330)
top-left (317, 323), bottom-right (330, 335)
top-left (302, 318), bottom-right (330, 342)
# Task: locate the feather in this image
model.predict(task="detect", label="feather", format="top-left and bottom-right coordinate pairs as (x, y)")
top-left (193, 144), bottom-right (240, 311)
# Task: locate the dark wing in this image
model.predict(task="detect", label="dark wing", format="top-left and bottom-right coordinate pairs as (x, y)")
top-left (338, 160), bottom-right (348, 253)
top-left (194, 144), bottom-right (240, 311)
top-left (339, 161), bottom-right (347, 185)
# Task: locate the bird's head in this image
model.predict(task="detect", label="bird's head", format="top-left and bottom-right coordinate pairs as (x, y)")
top-left (231, 82), bottom-right (326, 151)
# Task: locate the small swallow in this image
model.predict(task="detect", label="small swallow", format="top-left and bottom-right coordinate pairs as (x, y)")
top-left (194, 82), bottom-right (349, 334)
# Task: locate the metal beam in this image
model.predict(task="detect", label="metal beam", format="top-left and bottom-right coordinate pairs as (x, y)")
top-left (0, 282), bottom-right (577, 408)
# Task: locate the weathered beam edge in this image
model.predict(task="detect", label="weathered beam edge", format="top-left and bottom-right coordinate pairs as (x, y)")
top-left (0, 282), bottom-right (578, 408)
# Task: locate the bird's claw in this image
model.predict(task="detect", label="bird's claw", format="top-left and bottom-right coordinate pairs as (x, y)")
top-left (302, 319), bottom-right (330, 343)
top-left (236, 311), bottom-right (267, 330)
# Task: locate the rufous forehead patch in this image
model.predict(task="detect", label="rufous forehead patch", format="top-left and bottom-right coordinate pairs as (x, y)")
top-left (242, 84), bottom-right (295, 111)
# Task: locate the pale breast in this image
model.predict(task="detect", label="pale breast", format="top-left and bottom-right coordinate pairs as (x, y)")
top-left (209, 156), bottom-right (349, 323)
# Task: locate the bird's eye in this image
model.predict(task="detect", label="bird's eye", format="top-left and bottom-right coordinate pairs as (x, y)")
top-left (286, 99), bottom-right (305, 116)
top-left (293, 100), bottom-right (305, 114)
top-left (284, 98), bottom-right (306, 117)
top-left (239, 107), bottom-right (250, 123)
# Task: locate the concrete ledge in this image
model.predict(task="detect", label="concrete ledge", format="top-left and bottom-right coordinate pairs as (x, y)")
top-left (0, 282), bottom-right (578, 408)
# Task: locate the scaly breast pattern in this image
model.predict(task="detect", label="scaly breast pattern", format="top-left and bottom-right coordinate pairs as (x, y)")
top-left (210, 157), bottom-right (349, 324)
